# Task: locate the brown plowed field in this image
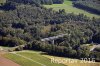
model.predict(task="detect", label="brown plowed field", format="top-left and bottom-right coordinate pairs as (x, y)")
top-left (0, 51), bottom-right (20, 66)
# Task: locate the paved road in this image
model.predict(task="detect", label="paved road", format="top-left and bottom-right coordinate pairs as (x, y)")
top-left (41, 34), bottom-right (70, 41)
top-left (90, 44), bottom-right (100, 51)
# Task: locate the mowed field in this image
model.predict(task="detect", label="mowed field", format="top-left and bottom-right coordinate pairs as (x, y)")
top-left (44, 55), bottom-right (100, 66)
top-left (44, 0), bottom-right (100, 18)
top-left (4, 50), bottom-right (65, 66)
top-left (4, 50), bottom-right (100, 66)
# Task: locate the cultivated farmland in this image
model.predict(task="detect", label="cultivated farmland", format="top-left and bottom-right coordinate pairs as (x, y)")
top-left (4, 50), bottom-right (100, 66)
top-left (4, 50), bottom-right (65, 66)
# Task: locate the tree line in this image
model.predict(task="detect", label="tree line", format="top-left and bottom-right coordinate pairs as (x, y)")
top-left (7, 0), bottom-right (64, 5)
top-left (73, 0), bottom-right (100, 15)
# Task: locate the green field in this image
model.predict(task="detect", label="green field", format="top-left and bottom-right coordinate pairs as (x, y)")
top-left (4, 50), bottom-right (100, 66)
top-left (0, 0), bottom-right (6, 4)
top-left (44, 55), bottom-right (100, 66)
top-left (44, 0), bottom-right (100, 18)
top-left (4, 50), bottom-right (65, 66)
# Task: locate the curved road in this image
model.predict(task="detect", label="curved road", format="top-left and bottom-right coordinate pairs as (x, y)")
top-left (90, 44), bottom-right (100, 51)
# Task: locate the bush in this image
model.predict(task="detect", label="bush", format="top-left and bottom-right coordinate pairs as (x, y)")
top-left (0, 37), bottom-right (26, 47)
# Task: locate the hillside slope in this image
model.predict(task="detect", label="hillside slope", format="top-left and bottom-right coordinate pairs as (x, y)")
top-left (44, 0), bottom-right (100, 18)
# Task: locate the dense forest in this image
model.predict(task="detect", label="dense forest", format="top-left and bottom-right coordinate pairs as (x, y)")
top-left (73, 0), bottom-right (100, 15)
top-left (0, 0), bottom-right (100, 62)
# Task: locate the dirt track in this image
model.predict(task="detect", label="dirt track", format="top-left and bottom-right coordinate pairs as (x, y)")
top-left (0, 51), bottom-right (20, 66)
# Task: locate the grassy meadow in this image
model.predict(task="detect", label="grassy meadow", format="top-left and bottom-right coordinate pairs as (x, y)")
top-left (44, 0), bottom-right (100, 18)
top-left (4, 50), bottom-right (65, 66)
top-left (44, 55), bottom-right (100, 66)
top-left (4, 50), bottom-right (100, 66)
top-left (0, 0), bottom-right (6, 4)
